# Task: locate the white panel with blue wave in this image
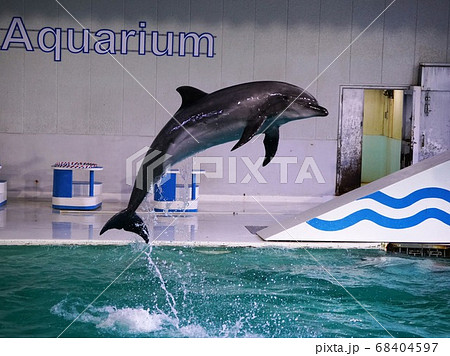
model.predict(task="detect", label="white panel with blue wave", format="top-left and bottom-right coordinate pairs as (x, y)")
top-left (303, 159), bottom-right (450, 241)
top-left (307, 187), bottom-right (450, 232)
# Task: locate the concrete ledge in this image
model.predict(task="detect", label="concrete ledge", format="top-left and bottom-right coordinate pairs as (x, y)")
top-left (0, 239), bottom-right (383, 249)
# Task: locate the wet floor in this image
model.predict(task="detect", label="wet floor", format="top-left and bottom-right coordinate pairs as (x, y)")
top-left (0, 197), bottom-right (381, 249)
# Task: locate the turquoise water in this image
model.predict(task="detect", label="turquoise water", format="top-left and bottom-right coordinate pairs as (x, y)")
top-left (0, 245), bottom-right (449, 338)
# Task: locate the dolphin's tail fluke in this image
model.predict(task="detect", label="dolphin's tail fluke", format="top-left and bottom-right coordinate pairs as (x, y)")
top-left (100, 209), bottom-right (149, 243)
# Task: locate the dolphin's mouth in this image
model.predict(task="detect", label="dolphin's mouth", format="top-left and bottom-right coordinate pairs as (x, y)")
top-left (308, 104), bottom-right (328, 116)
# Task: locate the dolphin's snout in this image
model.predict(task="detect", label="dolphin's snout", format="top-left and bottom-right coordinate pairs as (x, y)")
top-left (308, 104), bottom-right (328, 116)
top-left (319, 106), bottom-right (328, 116)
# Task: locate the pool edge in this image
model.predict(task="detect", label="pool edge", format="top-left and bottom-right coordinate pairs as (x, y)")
top-left (0, 239), bottom-right (383, 249)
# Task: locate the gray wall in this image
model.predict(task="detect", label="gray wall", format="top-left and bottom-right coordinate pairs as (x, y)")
top-left (1, 0), bottom-right (450, 200)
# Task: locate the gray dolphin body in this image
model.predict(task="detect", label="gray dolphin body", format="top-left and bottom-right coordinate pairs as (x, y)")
top-left (100, 81), bottom-right (328, 242)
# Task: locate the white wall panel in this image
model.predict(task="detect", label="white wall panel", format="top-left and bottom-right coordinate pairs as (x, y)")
top-left (89, 0), bottom-right (124, 135)
top-left (316, 0), bottom-right (352, 140)
top-left (90, 0), bottom-right (124, 30)
top-left (89, 55), bottom-right (124, 135)
top-left (22, 0), bottom-right (58, 134)
top-left (122, 0), bottom-right (157, 137)
top-left (448, 8), bottom-right (450, 62)
top-left (382, 0), bottom-right (417, 84)
top-left (23, 51), bottom-right (57, 133)
top-left (24, 0), bottom-right (57, 24)
top-left (0, 0), bottom-right (23, 20)
top-left (415, 0), bottom-right (449, 64)
top-left (57, 55), bottom-right (91, 134)
top-left (350, 0), bottom-right (385, 84)
top-left (254, 0), bottom-right (287, 80)
top-left (284, 0), bottom-right (321, 140)
top-left (57, 0), bottom-right (91, 27)
top-left (155, 0), bottom-right (190, 133)
top-left (0, 50), bottom-right (23, 133)
top-left (286, 0), bottom-right (320, 95)
top-left (1, 0), bottom-right (450, 198)
top-left (122, 55), bottom-right (157, 137)
top-left (188, 0), bottom-right (222, 92)
top-left (221, 0), bottom-right (255, 86)
top-left (0, 132), bottom-right (152, 198)
top-left (0, 1), bottom-right (24, 133)
top-left (57, 0), bottom-right (91, 135)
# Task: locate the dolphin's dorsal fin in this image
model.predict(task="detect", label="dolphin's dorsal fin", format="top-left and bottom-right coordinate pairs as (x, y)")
top-left (262, 126), bottom-right (280, 166)
top-left (176, 86), bottom-right (208, 108)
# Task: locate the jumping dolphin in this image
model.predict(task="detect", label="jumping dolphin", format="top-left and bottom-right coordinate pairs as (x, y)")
top-left (100, 81), bottom-right (328, 242)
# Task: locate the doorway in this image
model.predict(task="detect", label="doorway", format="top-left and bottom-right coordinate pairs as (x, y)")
top-left (336, 86), bottom-right (412, 195)
top-left (361, 89), bottom-right (404, 184)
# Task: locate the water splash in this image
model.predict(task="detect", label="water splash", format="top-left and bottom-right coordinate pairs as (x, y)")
top-left (51, 299), bottom-right (177, 335)
top-left (140, 194), bottom-right (158, 242)
top-left (178, 161), bottom-right (193, 207)
top-left (145, 246), bottom-right (180, 328)
top-left (97, 307), bottom-right (172, 333)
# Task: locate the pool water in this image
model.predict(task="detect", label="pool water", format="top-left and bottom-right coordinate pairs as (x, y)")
top-left (0, 245), bottom-right (449, 338)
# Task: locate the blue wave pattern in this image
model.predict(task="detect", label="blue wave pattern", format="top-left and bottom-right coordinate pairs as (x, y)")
top-left (358, 187), bottom-right (450, 208)
top-left (307, 187), bottom-right (450, 231)
top-left (307, 208), bottom-right (450, 231)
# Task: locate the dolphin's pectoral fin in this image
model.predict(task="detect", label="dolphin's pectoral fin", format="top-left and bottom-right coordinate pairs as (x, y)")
top-left (231, 116), bottom-right (266, 151)
top-left (262, 126), bottom-right (280, 166)
top-left (176, 86), bottom-right (208, 109)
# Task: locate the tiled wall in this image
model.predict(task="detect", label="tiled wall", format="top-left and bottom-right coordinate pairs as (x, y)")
top-left (1, 0), bottom-right (449, 198)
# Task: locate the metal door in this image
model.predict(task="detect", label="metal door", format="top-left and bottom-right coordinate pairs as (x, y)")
top-left (418, 90), bottom-right (450, 161)
top-left (336, 88), bottom-right (364, 195)
top-left (417, 64), bottom-right (450, 162)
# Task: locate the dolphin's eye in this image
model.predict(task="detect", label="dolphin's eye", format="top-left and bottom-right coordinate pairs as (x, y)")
top-left (282, 95), bottom-right (290, 101)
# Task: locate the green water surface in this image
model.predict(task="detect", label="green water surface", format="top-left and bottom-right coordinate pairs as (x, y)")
top-left (0, 245), bottom-right (449, 338)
